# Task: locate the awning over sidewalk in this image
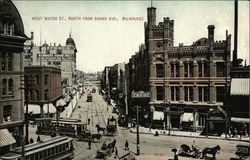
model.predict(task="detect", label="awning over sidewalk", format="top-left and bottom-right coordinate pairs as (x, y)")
top-left (231, 117), bottom-right (249, 123)
top-left (153, 111), bottom-right (164, 120)
top-left (0, 129), bottom-right (16, 147)
top-left (181, 113), bottom-right (194, 122)
top-left (24, 104), bottom-right (56, 114)
top-left (231, 78), bottom-right (250, 96)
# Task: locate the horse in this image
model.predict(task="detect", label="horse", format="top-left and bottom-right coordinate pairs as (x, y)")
top-left (91, 133), bottom-right (102, 142)
top-left (201, 145), bottom-right (221, 159)
top-left (107, 140), bottom-right (116, 152)
top-left (178, 144), bottom-right (191, 156)
top-left (96, 124), bottom-right (106, 133)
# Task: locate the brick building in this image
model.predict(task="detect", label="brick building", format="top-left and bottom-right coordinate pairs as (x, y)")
top-left (0, 0), bottom-right (27, 151)
top-left (24, 66), bottom-right (62, 117)
top-left (128, 7), bottom-right (231, 132)
top-left (24, 33), bottom-right (77, 87)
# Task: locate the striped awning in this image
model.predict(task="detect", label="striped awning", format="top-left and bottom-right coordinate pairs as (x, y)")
top-left (0, 129), bottom-right (16, 147)
top-left (231, 78), bottom-right (250, 96)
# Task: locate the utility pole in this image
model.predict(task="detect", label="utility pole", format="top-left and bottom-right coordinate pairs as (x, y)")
top-left (124, 76), bottom-right (128, 127)
top-left (21, 134), bottom-right (25, 160)
top-left (168, 101), bottom-right (171, 135)
top-left (136, 105), bottom-right (140, 155)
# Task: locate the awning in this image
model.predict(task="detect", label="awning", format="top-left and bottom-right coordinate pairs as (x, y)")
top-left (153, 111), bottom-right (164, 120)
top-left (24, 104), bottom-right (56, 114)
top-left (0, 129), bottom-right (16, 147)
top-left (231, 117), bottom-right (249, 123)
top-left (181, 113), bottom-right (194, 122)
top-left (231, 78), bottom-right (250, 96)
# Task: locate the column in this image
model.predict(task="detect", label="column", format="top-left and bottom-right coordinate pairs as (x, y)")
top-left (165, 61), bottom-right (171, 77)
top-left (210, 61), bottom-right (216, 77)
top-left (179, 61), bottom-right (184, 77)
top-left (193, 61), bottom-right (198, 77)
top-left (179, 84), bottom-right (184, 103)
top-left (40, 104), bottom-right (44, 117)
top-left (150, 85), bottom-right (156, 102)
top-left (209, 83), bottom-right (216, 104)
top-left (193, 108), bottom-right (198, 131)
top-left (165, 84), bottom-right (171, 101)
top-left (193, 84), bottom-right (198, 103)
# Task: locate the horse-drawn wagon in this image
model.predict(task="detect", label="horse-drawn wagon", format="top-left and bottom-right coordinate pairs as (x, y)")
top-left (77, 130), bottom-right (102, 143)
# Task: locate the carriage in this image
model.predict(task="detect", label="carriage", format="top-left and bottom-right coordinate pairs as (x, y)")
top-left (104, 117), bottom-right (118, 136)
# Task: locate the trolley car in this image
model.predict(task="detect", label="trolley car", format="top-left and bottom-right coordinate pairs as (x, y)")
top-left (104, 117), bottom-right (118, 136)
top-left (0, 136), bottom-right (74, 160)
top-left (36, 118), bottom-right (87, 137)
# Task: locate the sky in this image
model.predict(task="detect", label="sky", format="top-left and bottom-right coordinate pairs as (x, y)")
top-left (13, 0), bottom-right (249, 73)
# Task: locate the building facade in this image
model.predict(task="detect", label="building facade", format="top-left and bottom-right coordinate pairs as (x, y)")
top-left (128, 7), bottom-right (231, 132)
top-left (0, 0), bottom-right (27, 150)
top-left (24, 66), bottom-right (62, 117)
top-left (24, 33), bottom-right (77, 87)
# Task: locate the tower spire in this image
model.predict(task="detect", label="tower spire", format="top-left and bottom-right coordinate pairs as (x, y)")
top-left (151, 0), bottom-right (153, 8)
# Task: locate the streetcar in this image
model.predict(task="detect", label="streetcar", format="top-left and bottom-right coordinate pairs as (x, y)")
top-left (0, 136), bottom-right (74, 160)
top-left (36, 118), bottom-right (87, 137)
top-left (86, 94), bottom-right (93, 102)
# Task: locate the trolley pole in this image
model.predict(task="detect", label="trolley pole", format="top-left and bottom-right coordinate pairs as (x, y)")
top-left (136, 105), bottom-right (140, 155)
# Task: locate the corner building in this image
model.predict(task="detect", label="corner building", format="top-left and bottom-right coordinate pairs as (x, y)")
top-left (0, 0), bottom-right (27, 149)
top-left (143, 7), bottom-right (231, 131)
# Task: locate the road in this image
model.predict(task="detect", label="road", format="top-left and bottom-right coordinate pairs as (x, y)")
top-left (71, 85), bottom-right (248, 160)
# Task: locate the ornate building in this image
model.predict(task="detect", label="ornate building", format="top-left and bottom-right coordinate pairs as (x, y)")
top-left (0, 0), bottom-right (27, 150)
top-left (128, 7), bottom-right (231, 132)
top-left (24, 33), bottom-right (77, 87)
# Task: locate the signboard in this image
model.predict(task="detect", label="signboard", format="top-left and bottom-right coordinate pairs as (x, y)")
top-left (131, 91), bottom-right (150, 98)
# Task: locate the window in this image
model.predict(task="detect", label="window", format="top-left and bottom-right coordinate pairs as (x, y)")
top-left (184, 86), bottom-right (193, 101)
top-left (30, 90), bottom-right (34, 100)
top-left (216, 87), bottom-right (224, 102)
top-left (204, 62), bottom-right (208, 77)
top-left (2, 79), bottom-right (7, 95)
top-left (35, 90), bottom-right (40, 101)
top-left (198, 62), bottom-right (202, 77)
top-left (171, 86), bottom-right (180, 101)
top-left (36, 75), bottom-right (40, 85)
top-left (216, 62), bottom-right (225, 77)
top-left (44, 75), bottom-right (48, 85)
top-left (189, 63), bottom-right (194, 77)
top-left (156, 86), bottom-right (164, 101)
top-left (176, 63), bottom-right (179, 77)
top-left (44, 89), bottom-right (49, 100)
top-left (7, 53), bottom-right (12, 71)
top-left (184, 63), bottom-right (188, 77)
top-left (171, 64), bottom-right (175, 77)
top-left (1, 53), bottom-right (6, 71)
top-left (3, 105), bottom-right (12, 122)
top-left (156, 64), bottom-right (164, 77)
top-left (198, 114), bottom-right (206, 126)
top-left (8, 79), bottom-right (13, 95)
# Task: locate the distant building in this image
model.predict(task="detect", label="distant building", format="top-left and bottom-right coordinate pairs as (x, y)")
top-left (0, 0), bottom-right (27, 151)
top-left (24, 33), bottom-right (77, 87)
top-left (24, 66), bottom-right (62, 117)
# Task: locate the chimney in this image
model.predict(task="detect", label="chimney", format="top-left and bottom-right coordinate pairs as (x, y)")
top-left (31, 32), bottom-right (34, 40)
top-left (233, 0), bottom-right (238, 67)
top-left (207, 25), bottom-right (215, 42)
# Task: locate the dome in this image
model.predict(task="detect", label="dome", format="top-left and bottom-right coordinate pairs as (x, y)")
top-left (66, 33), bottom-right (75, 45)
top-left (42, 41), bottom-right (49, 47)
top-left (0, 0), bottom-right (26, 37)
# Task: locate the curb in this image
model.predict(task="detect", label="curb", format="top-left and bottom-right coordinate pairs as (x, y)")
top-left (129, 129), bottom-right (249, 143)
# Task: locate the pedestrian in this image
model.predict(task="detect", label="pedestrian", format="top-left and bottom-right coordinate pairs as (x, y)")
top-left (124, 140), bottom-right (129, 150)
top-left (37, 135), bottom-right (41, 142)
top-left (114, 147), bottom-right (119, 159)
top-left (107, 107), bottom-right (109, 111)
top-left (29, 138), bottom-right (34, 144)
top-left (88, 140), bottom-right (91, 149)
top-left (88, 118), bottom-right (90, 125)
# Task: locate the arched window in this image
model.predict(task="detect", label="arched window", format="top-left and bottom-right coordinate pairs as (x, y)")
top-left (44, 75), bottom-right (48, 85)
top-left (8, 79), bottom-right (14, 95)
top-left (7, 53), bottom-right (12, 71)
top-left (2, 79), bottom-right (7, 95)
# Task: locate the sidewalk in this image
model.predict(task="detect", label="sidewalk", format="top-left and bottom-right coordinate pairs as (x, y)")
top-left (129, 126), bottom-right (249, 142)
